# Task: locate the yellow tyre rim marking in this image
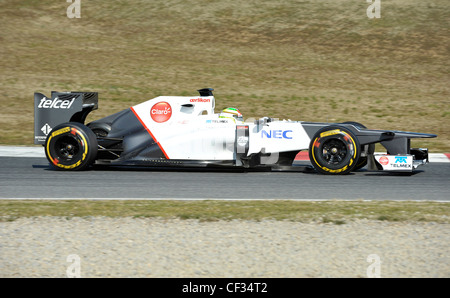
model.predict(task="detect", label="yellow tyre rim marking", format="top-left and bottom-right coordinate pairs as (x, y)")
top-left (46, 126), bottom-right (88, 169)
top-left (311, 130), bottom-right (358, 173)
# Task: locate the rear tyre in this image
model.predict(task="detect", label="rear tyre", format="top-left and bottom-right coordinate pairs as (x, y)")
top-left (309, 126), bottom-right (361, 175)
top-left (45, 122), bottom-right (98, 171)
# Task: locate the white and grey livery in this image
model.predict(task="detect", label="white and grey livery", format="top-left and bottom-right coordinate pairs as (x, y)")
top-left (34, 88), bottom-right (437, 174)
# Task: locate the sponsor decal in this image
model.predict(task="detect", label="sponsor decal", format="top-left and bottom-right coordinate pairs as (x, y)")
top-left (205, 118), bottom-right (231, 128)
top-left (391, 163), bottom-right (412, 169)
top-left (395, 156), bottom-right (407, 163)
top-left (190, 98), bottom-right (211, 102)
top-left (35, 136), bottom-right (46, 142)
top-left (376, 155), bottom-right (413, 170)
top-left (320, 129), bottom-right (341, 138)
top-left (130, 107), bottom-right (170, 159)
top-left (261, 130), bottom-right (293, 139)
top-left (237, 136), bottom-right (249, 147)
top-left (41, 123), bottom-right (52, 136)
top-left (206, 119), bottom-right (229, 124)
top-left (52, 127), bottom-right (71, 137)
top-left (150, 102), bottom-right (172, 123)
top-left (37, 97), bottom-right (75, 109)
top-left (379, 156), bottom-right (389, 165)
top-left (391, 156), bottom-right (411, 168)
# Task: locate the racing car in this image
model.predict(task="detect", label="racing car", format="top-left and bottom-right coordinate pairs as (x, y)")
top-left (34, 88), bottom-right (437, 174)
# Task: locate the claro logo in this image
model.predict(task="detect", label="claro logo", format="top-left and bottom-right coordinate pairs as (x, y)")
top-left (150, 102), bottom-right (172, 123)
top-left (379, 156), bottom-right (389, 165)
top-left (38, 97), bottom-right (75, 109)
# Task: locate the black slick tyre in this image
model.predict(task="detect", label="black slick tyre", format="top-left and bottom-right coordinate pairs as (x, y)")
top-left (45, 122), bottom-right (98, 171)
top-left (308, 125), bottom-right (361, 175)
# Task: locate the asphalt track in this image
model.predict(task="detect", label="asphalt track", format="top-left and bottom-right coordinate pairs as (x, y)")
top-left (1, 156), bottom-right (449, 201)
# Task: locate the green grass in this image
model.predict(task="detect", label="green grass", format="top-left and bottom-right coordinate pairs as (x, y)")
top-left (0, 0), bottom-right (449, 151)
top-left (1, 200), bottom-right (449, 224)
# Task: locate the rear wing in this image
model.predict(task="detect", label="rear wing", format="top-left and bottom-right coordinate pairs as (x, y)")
top-left (34, 91), bottom-right (98, 144)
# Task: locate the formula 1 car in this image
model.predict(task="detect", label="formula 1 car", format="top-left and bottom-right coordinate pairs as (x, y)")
top-left (34, 88), bottom-right (437, 174)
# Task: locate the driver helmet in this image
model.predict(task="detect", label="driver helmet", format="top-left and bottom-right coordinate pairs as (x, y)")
top-left (219, 107), bottom-right (243, 123)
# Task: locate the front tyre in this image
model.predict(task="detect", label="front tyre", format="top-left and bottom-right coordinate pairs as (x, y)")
top-left (308, 126), bottom-right (361, 175)
top-left (45, 122), bottom-right (98, 171)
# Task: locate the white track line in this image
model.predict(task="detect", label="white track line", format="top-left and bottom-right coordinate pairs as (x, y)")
top-left (0, 146), bottom-right (44, 157)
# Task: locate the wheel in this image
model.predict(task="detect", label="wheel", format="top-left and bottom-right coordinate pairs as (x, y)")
top-left (308, 125), bottom-right (361, 175)
top-left (342, 121), bottom-right (375, 171)
top-left (45, 122), bottom-right (98, 170)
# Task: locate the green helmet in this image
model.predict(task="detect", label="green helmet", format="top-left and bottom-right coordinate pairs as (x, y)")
top-left (219, 107), bottom-right (243, 123)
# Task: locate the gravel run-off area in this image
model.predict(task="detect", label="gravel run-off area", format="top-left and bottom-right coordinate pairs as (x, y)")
top-left (0, 217), bottom-right (448, 278)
